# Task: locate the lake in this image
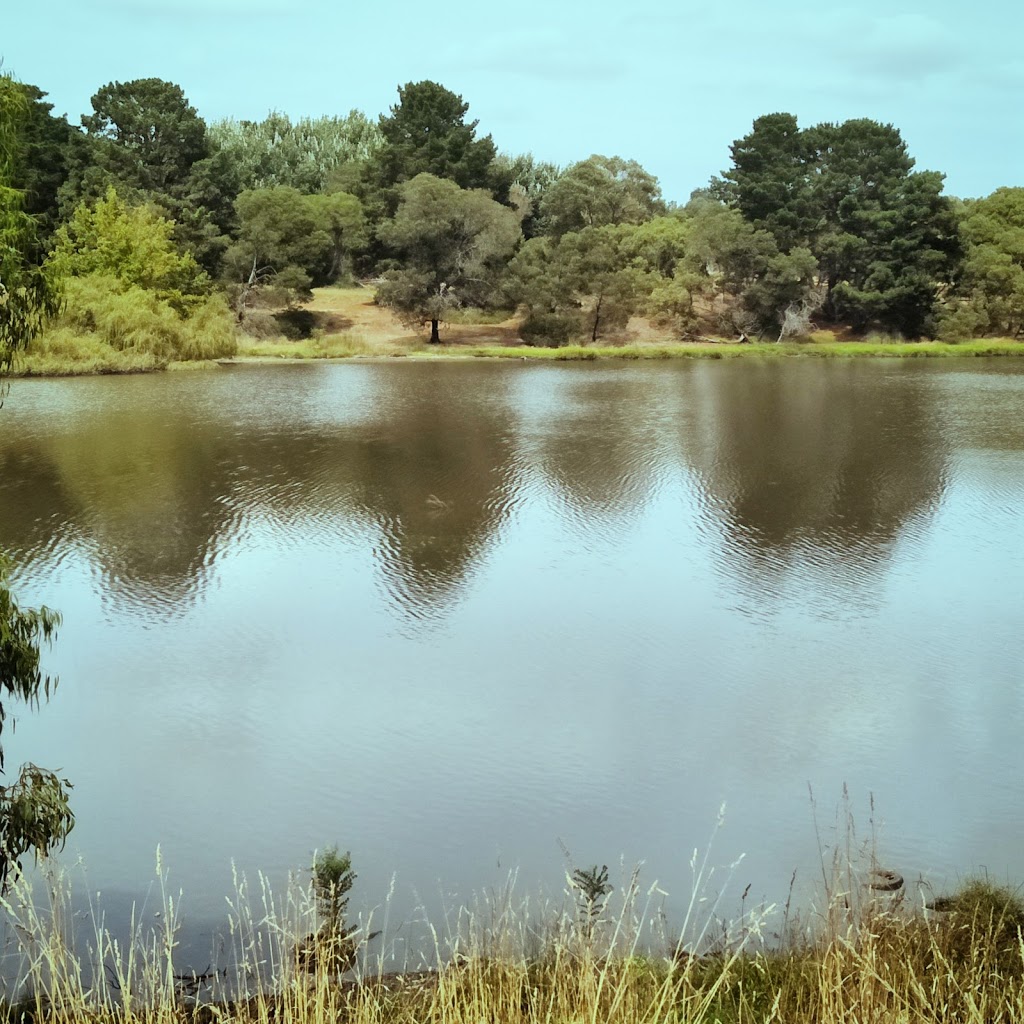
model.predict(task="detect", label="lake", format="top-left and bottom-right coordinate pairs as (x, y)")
top-left (1, 358), bottom-right (1022, 966)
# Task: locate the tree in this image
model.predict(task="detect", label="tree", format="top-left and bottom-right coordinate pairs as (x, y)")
top-left (81, 78), bottom-right (209, 197)
top-left (376, 174), bottom-right (520, 343)
top-left (488, 152), bottom-right (562, 237)
top-left (51, 187), bottom-right (210, 311)
top-left (373, 81), bottom-right (497, 193)
top-left (6, 83), bottom-right (76, 247)
top-left (713, 113), bottom-right (818, 253)
top-left (716, 113), bottom-right (961, 336)
top-left (938, 187), bottom-right (1024, 339)
top-left (540, 155), bottom-right (664, 237)
top-left (207, 111), bottom-right (381, 194)
top-left (308, 190), bottom-right (366, 283)
top-left (0, 75), bottom-right (74, 889)
top-left (505, 225), bottom-right (649, 345)
top-left (222, 186), bottom-right (340, 319)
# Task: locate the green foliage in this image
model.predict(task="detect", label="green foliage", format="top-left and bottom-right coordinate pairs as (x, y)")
top-left (713, 112), bottom-right (818, 253)
top-left (377, 173), bottom-right (520, 341)
top-left (43, 274), bottom-right (236, 363)
top-left (5, 83), bottom-right (76, 246)
top-left (570, 864), bottom-right (612, 940)
top-left (207, 111), bottom-right (381, 194)
top-left (489, 152), bottom-right (562, 237)
top-left (540, 154), bottom-right (664, 237)
top-left (51, 187), bottom-right (210, 312)
top-left (0, 76), bottom-right (62, 374)
top-left (716, 113), bottom-right (960, 336)
top-left (507, 225), bottom-right (649, 345)
top-left (311, 845), bottom-right (355, 930)
top-left (373, 81), bottom-right (497, 193)
top-left (0, 82), bottom-right (69, 893)
top-left (81, 78), bottom-right (208, 197)
top-left (939, 187), bottom-right (1024, 339)
top-left (0, 557), bottom-right (73, 889)
top-left (222, 186), bottom-right (364, 315)
top-left (308, 190), bottom-right (367, 282)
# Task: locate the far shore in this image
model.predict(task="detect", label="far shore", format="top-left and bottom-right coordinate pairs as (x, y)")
top-left (15, 286), bottom-right (1023, 377)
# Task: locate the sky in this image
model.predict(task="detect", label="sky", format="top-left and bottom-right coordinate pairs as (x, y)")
top-left (3, 0), bottom-right (1022, 203)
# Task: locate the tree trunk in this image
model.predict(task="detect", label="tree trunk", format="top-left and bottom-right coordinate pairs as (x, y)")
top-left (429, 319), bottom-right (440, 344)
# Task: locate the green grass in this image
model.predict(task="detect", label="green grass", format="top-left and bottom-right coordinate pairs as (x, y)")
top-left (12, 332), bottom-right (1024, 376)
top-left (235, 332), bottom-right (389, 360)
top-left (459, 338), bottom-right (1024, 361)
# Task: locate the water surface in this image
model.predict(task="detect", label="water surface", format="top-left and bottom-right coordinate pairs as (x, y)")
top-left (1, 359), bottom-right (1022, 960)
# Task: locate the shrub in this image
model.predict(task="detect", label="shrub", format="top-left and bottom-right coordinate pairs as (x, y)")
top-left (520, 311), bottom-right (583, 347)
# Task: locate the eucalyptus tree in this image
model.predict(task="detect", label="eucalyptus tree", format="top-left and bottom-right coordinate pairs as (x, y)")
top-left (376, 173), bottom-right (520, 343)
top-left (540, 155), bottom-right (664, 237)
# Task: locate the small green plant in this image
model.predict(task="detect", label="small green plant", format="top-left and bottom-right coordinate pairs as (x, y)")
top-left (311, 845), bottom-right (354, 932)
top-left (299, 845), bottom-right (379, 975)
top-left (570, 864), bottom-right (612, 941)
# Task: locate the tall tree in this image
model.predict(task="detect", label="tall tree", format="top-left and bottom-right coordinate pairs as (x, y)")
top-left (222, 186), bottom-right (352, 318)
top-left (81, 78), bottom-right (209, 196)
top-left (717, 114), bottom-right (960, 336)
top-left (506, 225), bottom-right (649, 344)
top-left (207, 111), bottom-right (381, 194)
top-left (714, 113), bottom-right (818, 253)
top-left (0, 75), bottom-right (74, 889)
top-left (373, 81), bottom-right (497, 193)
top-left (376, 173), bottom-right (520, 342)
top-left (6, 83), bottom-right (76, 246)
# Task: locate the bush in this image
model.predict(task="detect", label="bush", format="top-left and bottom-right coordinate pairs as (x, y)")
top-left (32, 274), bottom-right (237, 365)
top-left (520, 311), bottom-right (583, 347)
top-left (273, 308), bottom-right (317, 339)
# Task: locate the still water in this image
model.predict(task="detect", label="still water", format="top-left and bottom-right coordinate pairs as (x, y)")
top-left (0, 359), bottom-right (1022, 959)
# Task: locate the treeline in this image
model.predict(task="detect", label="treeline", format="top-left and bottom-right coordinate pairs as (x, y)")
top-left (3, 74), bottom-right (1024, 359)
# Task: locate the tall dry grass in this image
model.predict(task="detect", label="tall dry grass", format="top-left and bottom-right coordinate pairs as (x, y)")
top-left (1, 826), bottom-right (1023, 1024)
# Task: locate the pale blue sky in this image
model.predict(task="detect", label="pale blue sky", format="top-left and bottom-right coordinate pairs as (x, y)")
top-left (4, 0), bottom-right (1021, 202)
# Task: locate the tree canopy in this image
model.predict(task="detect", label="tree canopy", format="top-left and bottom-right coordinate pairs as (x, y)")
top-left (376, 173), bottom-right (520, 342)
top-left (373, 81), bottom-right (497, 193)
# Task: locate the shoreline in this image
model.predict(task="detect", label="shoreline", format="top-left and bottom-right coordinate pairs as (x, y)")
top-left (11, 337), bottom-right (1024, 377)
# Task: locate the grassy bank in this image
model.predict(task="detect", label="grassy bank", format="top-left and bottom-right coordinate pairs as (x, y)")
top-left (4, 854), bottom-right (1024, 1024)
top-left (11, 288), bottom-right (1022, 375)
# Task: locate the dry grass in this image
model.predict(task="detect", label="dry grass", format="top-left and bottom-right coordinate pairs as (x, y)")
top-left (3, 826), bottom-right (1024, 1024)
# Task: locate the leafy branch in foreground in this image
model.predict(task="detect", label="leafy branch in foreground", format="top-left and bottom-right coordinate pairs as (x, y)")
top-left (0, 74), bottom-right (73, 891)
top-left (0, 561), bottom-right (73, 890)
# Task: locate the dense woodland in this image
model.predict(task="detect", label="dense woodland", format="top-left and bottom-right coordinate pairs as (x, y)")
top-left (3, 73), bottom-right (1024, 365)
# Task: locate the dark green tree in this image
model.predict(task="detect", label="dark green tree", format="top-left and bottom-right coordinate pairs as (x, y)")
top-left (717, 114), bottom-right (960, 336)
top-left (505, 225), bottom-right (649, 345)
top-left (81, 78), bottom-right (209, 196)
top-left (61, 79), bottom-right (229, 271)
top-left (6, 83), bottom-right (76, 247)
top-left (372, 81), bottom-right (497, 193)
top-left (0, 75), bottom-right (74, 889)
top-left (222, 186), bottom-right (344, 319)
top-left (376, 173), bottom-right (520, 342)
top-left (714, 113), bottom-right (818, 253)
